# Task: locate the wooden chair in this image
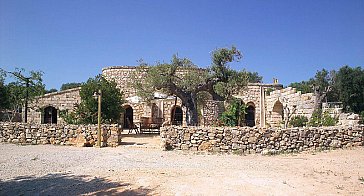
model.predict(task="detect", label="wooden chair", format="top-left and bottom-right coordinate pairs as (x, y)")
top-left (127, 118), bottom-right (139, 134)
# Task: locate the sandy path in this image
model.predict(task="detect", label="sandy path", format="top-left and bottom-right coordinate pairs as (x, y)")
top-left (0, 134), bottom-right (363, 195)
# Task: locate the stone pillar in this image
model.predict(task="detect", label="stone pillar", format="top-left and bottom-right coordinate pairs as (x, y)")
top-left (260, 86), bottom-right (266, 128)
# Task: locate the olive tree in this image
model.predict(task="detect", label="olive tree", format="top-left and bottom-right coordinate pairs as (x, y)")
top-left (133, 46), bottom-right (250, 126)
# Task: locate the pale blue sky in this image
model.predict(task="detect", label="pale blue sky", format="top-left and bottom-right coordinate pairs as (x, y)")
top-left (1, 0), bottom-right (363, 90)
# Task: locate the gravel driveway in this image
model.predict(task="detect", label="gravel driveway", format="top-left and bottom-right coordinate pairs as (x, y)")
top-left (1, 134), bottom-right (363, 195)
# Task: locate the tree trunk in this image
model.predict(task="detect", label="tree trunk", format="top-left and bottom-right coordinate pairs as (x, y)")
top-left (185, 93), bottom-right (199, 126)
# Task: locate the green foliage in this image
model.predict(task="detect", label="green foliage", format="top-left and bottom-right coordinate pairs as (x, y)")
top-left (0, 69), bottom-right (9, 110)
top-left (321, 111), bottom-right (338, 126)
top-left (60, 82), bottom-right (83, 91)
top-left (289, 115), bottom-right (308, 127)
top-left (62, 75), bottom-right (125, 124)
top-left (2, 68), bottom-right (45, 113)
top-left (219, 98), bottom-right (246, 126)
top-left (289, 65), bottom-right (364, 116)
top-left (132, 46), bottom-right (249, 125)
top-left (334, 66), bottom-right (364, 113)
top-left (308, 109), bottom-right (323, 127)
top-left (59, 109), bottom-right (79, 124)
top-left (289, 81), bottom-right (312, 94)
top-left (308, 109), bottom-right (337, 127)
top-left (247, 71), bottom-right (263, 83)
top-left (45, 88), bottom-right (58, 94)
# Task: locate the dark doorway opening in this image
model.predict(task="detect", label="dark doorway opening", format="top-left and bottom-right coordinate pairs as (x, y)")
top-left (43, 106), bottom-right (57, 124)
top-left (123, 106), bottom-right (133, 129)
top-left (245, 104), bottom-right (255, 127)
top-left (171, 106), bottom-right (183, 126)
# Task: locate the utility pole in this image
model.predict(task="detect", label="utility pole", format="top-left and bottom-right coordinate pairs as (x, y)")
top-left (93, 89), bottom-right (102, 147)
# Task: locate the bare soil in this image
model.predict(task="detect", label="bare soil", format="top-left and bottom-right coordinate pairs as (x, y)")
top-left (0, 133), bottom-right (363, 195)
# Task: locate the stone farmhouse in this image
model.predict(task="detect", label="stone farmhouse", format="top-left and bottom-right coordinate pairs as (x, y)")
top-left (28, 66), bottom-right (319, 128)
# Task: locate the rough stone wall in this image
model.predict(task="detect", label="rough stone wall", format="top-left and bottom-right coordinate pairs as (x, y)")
top-left (0, 122), bottom-right (122, 147)
top-left (160, 125), bottom-right (364, 153)
top-left (235, 85), bottom-right (262, 125)
top-left (28, 88), bottom-right (81, 124)
top-left (234, 83), bottom-right (283, 127)
top-left (102, 66), bottom-right (142, 98)
top-left (102, 66), bottom-right (184, 125)
top-left (266, 87), bottom-right (316, 127)
top-left (203, 100), bottom-right (225, 126)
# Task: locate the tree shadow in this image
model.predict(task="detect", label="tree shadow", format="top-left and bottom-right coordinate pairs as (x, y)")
top-left (0, 173), bottom-right (153, 195)
top-left (120, 142), bottom-right (147, 146)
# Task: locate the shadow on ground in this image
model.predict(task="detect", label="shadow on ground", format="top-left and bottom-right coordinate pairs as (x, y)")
top-left (0, 173), bottom-right (153, 195)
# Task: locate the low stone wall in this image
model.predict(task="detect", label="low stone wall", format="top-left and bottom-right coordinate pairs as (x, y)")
top-left (160, 126), bottom-right (364, 154)
top-left (0, 122), bottom-right (122, 147)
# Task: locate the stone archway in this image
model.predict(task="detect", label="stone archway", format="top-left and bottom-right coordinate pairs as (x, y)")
top-left (123, 105), bottom-right (133, 129)
top-left (245, 102), bottom-right (255, 127)
top-left (272, 101), bottom-right (284, 127)
top-left (43, 106), bottom-right (57, 124)
top-left (171, 106), bottom-right (183, 126)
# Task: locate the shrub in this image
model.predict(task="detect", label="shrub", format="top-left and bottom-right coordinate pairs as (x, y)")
top-left (308, 109), bottom-right (337, 127)
top-left (219, 98), bottom-right (245, 127)
top-left (321, 111), bottom-right (338, 126)
top-left (308, 109), bottom-right (322, 127)
top-left (289, 115), bottom-right (308, 127)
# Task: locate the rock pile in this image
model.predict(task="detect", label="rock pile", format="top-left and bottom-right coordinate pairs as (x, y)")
top-left (160, 126), bottom-right (364, 154)
top-left (0, 122), bottom-right (122, 147)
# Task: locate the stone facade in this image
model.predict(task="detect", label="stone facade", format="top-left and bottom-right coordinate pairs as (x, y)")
top-left (266, 87), bottom-right (316, 127)
top-left (102, 66), bottom-right (185, 127)
top-left (27, 65), bottom-right (355, 128)
top-left (27, 88), bottom-right (81, 124)
top-left (0, 122), bottom-right (122, 147)
top-left (160, 125), bottom-right (364, 153)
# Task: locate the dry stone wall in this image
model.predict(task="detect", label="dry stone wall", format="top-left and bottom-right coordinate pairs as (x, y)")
top-left (160, 125), bottom-right (364, 154)
top-left (0, 122), bottom-right (122, 147)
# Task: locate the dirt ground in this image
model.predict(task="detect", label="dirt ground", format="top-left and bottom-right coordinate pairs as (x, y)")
top-left (0, 133), bottom-right (363, 195)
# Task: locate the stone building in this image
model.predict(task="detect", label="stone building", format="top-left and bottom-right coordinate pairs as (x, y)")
top-left (27, 88), bottom-right (81, 124)
top-left (27, 66), bottom-right (319, 128)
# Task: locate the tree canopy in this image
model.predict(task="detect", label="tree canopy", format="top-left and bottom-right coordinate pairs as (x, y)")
top-left (0, 68), bottom-right (45, 110)
top-left (60, 82), bottom-right (83, 91)
top-left (289, 65), bottom-right (364, 114)
top-left (132, 46), bottom-right (251, 125)
top-left (0, 69), bottom-right (9, 110)
top-left (61, 75), bottom-right (125, 124)
top-left (334, 66), bottom-right (364, 113)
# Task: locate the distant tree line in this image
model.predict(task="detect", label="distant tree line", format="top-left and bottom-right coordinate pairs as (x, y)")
top-left (289, 65), bottom-right (364, 118)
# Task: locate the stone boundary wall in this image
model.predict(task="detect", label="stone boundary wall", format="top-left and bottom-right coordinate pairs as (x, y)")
top-left (160, 126), bottom-right (364, 154)
top-left (0, 122), bottom-right (122, 147)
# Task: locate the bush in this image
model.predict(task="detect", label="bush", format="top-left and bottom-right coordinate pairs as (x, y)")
top-left (321, 111), bottom-right (338, 126)
top-left (289, 115), bottom-right (308, 127)
top-left (219, 98), bottom-right (245, 127)
top-left (308, 109), bottom-right (337, 127)
top-left (308, 109), bottom-right (322, 127)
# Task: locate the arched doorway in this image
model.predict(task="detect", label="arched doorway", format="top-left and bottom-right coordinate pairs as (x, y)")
top-left (245, 103), bottom-right (255, 127)
top-left (171, 106), bottom-right (183, 126)
top-left (123, 105), bottom-right (133, 129)
top-left (272, 101), bottom-right (284, 127)
top-left (43, 106), bottom-right (57, 124)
